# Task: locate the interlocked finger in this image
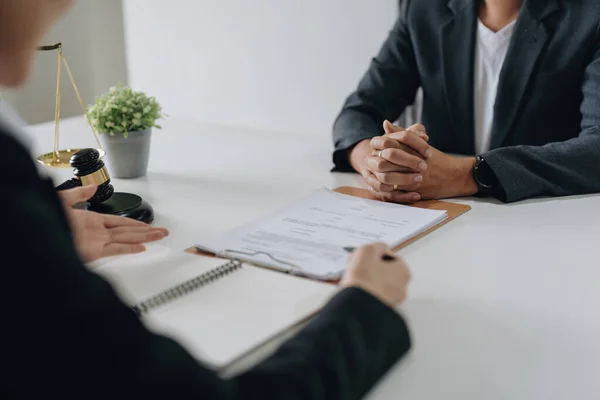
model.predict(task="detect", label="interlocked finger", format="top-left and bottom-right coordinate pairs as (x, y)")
top-left (373, 171), bottom-right (423, 190)
top-left (368, 186), bottom-right (422, 203)
top-left (386, 130), bottom-right (432, 159)
top-left (379, 148), bottom-right (428, 172)
top-left (364, 170), bottom-right (395, 193)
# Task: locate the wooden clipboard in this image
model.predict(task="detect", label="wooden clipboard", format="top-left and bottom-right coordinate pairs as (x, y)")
top-left (332, 186), bottom-right (471, 252)
top-left (186, 186), bottom-right (471, 258)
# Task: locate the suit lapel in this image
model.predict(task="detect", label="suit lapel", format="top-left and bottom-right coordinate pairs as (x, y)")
top-left (490, 0), bottom-right (560, 149)
top-left (440, 0), bottom-right (477, 153)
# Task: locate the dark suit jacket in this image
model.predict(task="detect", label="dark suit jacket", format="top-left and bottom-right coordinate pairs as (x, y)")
top-left (333, 0), bottom-right (600, 203)
top-left (0, 127), bottom-right (410, 398)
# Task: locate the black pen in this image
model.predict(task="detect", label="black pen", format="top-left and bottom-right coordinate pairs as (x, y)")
top-left (343, 247), bottom-right (396, 261)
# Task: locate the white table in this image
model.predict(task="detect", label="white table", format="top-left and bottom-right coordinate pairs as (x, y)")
top-left (28, 116), bottom-right (600, 400)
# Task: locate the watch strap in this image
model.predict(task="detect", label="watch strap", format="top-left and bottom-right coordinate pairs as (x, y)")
top-left (473, 155), bottom-right (499, 197)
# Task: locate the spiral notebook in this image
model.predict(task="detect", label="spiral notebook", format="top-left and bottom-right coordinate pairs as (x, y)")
top-left (94, 247), bottom-right (338, 369)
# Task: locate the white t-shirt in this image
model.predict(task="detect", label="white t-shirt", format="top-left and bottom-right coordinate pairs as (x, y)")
top-left (474, 19), bottom-right (516, 154)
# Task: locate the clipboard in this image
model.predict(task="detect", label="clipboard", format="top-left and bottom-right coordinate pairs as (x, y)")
top-left (186, 186), bottom-right (471, 265)
top-left (332, 186), bottom-right (471, 252)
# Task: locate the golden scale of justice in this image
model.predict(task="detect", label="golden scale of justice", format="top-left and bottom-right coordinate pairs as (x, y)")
top-left (35, 42), bottom-right (105, 167)
top-left (38, 43), bottom-right (154, 222)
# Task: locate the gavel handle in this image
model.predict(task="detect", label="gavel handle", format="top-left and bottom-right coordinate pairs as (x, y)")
top-left (55, 178), bottom-right (82, 191)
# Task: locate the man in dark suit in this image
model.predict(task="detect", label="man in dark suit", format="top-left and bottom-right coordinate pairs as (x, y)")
top-left (1, 1), bottom-right (412, 398)
top-left (333, 0), bottom-right (600, 203)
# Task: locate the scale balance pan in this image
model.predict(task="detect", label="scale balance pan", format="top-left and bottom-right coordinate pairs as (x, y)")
top-left (37, 148), bottom-right (106, 168)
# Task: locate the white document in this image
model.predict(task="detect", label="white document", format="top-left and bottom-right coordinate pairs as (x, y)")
top-left (197, 188), bottom-right (447, 280)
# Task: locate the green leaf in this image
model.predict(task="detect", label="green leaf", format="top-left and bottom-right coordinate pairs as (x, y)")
top-left (86, 84), bottom-right (165, 137)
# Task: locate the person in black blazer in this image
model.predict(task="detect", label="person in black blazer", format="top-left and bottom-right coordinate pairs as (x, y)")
top-left (333, 0), bottom-right (600, 203)
top-left (1, 1), bottom-right (412, 398)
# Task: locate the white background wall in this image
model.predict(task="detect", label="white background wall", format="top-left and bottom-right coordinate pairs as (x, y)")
top-left (3, 0), bottom-right (399, 135)
top-left (122, 0), bottom-right (398, 136)
top-left (1, 0), bottom-right (128, 124)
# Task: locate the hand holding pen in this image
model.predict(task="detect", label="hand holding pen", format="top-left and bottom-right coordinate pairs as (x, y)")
top-left (344, 246), bottom-right (397, 261)
top-left (341, 243), bottom-right (410, 307)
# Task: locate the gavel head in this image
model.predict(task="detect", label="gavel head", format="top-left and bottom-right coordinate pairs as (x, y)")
top-left (70, 148), bottom-right (114, 204)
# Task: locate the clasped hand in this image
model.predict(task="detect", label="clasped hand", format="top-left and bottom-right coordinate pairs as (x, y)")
top-left (58, 185), bottom-right (169, 263)
top-left (362, 121), bottom-right (477, 203)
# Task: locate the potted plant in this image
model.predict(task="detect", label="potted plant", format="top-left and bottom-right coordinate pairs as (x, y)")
top-left (87, 85), bottom-right (164, 178)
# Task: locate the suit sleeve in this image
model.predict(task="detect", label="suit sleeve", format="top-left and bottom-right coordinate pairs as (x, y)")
top-left (482, 26), bottom-right (600, 203)
top-left (1, 134), bottom-right (410, 399)
top-left (332, 1), bottom-right (421, 172)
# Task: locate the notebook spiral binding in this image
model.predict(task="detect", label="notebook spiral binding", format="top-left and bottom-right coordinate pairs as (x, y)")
top-left (131, 260), bottom-right (242, 317)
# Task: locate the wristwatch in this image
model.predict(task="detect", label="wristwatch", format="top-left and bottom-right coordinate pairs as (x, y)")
top-left (472, 155), bottom-right (499, 197)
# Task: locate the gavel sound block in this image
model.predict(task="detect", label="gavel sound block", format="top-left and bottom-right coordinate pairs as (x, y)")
top-left (55, 148), bottom-right (154, 223)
